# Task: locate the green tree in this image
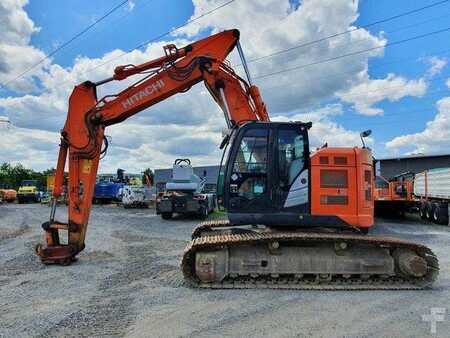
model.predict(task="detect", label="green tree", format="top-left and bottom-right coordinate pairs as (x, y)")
top-left (0, 163), bottom-right (56, 190)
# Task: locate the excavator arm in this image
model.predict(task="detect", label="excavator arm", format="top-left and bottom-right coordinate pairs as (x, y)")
top-left (36, 29), bottom-right (268, 264)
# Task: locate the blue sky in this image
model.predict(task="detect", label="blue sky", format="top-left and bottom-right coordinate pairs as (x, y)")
top-left (1, 0), bottom-right (449, 171)
top-left (354, 0), bottom-right (450, 147)
top-left (26, 0), bottom-right (194, 66)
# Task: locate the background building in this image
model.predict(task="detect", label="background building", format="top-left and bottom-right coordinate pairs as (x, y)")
top-left (378, 153), bottom-right (450, 179)
top-left (154, 165), bottom-right (221, 193)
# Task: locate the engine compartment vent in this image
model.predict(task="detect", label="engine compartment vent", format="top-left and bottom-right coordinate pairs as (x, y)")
top-left (320, 170), bottom-right (348, 188)
top-left (334, 156), bottom-right (347, 165)
top-left (320, 195), bottom-right (348, 205)
top-left (319, 156), bottom-right (329, 165)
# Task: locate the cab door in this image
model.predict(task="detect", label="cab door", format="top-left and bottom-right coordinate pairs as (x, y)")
top-left (274, 124), bottom-right (310, 213)
top-left (224, 123), bottom-right (275, 214)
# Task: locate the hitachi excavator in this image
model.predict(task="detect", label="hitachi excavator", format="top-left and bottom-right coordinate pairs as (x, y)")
top-left (36, 29), bottom-right (438, 289)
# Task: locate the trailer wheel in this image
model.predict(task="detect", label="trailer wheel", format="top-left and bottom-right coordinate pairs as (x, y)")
top-left (433, 203), bottom-right (449, 225)
top-left (161, 212), bottom-right (172, 220)
top-left (419, 202), bottom-right (427, 219)
top-left (425, 201), bottom-right (434, 220)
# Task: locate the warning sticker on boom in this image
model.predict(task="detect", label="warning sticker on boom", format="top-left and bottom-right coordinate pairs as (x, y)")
top-left (82, 160), bottom-right (93, 174)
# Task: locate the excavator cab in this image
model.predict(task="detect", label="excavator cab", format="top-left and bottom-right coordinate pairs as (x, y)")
top-left (222, 121), bottom-right (311, 226)
top-left (221, 120), bottom-right (374, 230)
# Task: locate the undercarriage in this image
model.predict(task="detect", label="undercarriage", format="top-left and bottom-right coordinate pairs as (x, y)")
top-left (182, 220), bottom-right (439, 290)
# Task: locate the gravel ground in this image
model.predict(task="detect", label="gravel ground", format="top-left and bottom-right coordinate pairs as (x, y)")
top-left (0, 203), bottom-right (449, 338)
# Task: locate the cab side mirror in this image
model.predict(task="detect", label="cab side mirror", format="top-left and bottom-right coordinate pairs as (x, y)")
top-left (360, 130), bottom-right (372, 138)
top-left (360, 129), bottom-right (372, 148)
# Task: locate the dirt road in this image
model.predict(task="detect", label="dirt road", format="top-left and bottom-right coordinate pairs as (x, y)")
top-left (1, 203), bottom-right (449, 337)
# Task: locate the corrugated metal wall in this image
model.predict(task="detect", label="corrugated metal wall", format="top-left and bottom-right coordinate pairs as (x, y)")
top-left (379, 156), bottom-right (450, 179)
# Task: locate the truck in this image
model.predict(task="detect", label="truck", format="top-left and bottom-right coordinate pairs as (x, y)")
top-left (17, 180), bottom-right (41, 203)
top-left (415, 168), bottom-right (450, 225)
top-left (93, 181), bottom-right (124, 204)
top-left (156, 159), bottom-right (215, 219)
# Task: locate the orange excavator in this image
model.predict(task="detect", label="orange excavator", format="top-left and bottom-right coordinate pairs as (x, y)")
top-left (36, 29), bottom-right (438, 289)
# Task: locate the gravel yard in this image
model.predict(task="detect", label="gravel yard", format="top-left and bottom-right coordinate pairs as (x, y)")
top-left (1, 203), bottom-right (449, 338)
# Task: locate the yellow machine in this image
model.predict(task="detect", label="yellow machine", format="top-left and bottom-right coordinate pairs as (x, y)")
top-left (47, 175), bottom-right (56, 192)
top-left (17, 180), bottom-right (41, 203)
top-left (42, 175), bottom-right (67, 205)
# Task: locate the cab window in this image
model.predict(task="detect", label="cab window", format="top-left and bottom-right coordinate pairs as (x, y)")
top-left (278, 129), bottom-right (306, 189)
top-left (232, 128), bottom-right (268, 199)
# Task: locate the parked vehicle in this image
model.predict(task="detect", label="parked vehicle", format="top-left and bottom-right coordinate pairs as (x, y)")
top-left (122, 185), bottom-right (153, 208)
top-left (93, 181), bottom-right (124, 204)
top-left (374, 168), bottom-right (450, 225)
top-left (17, 180), bottom-right (41, 203)
top-left (156, 159), bottom-right (215, 219)
top-left (93, 169), bottom-right (126, 204)
top-left (415, 168), bottom-right (450, 225)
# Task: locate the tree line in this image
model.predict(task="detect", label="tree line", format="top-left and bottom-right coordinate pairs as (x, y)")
top-left (0, 163), bottom-right (54, 190)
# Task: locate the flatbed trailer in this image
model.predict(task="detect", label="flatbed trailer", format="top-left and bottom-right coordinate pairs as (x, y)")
top-left (375, 168), bottom-right (450, 225)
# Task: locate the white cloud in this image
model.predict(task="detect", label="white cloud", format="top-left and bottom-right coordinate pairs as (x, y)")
top-left (425, 56), bottom-right (448, 78)
top-left (0, 123), bottom-right (60, 170)
top-left (127, 1), bottom-right (135, 12)
top-left (0, 115), bottom-right (10, 124)
top-left (338, 74), bottom-right (427, 116)
top-left (0, 0), bottom-right (47, 92)
top-left (386, 96), bottom-right (450, 154)
top-left (446, 78), bottom-right (450, 89)
top-left (0, 0), bottom-right (409, 171)
top-left (175, 0), bottom-right (387, 116)
top-left (103, 122), bottom-right (224, 172)
top-left (0, 0), bottom-right (39, 45)
top-left (272, 103), bottom-right (370, 149)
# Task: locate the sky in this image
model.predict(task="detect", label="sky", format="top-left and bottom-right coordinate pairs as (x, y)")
top-left (0, 0), bottom-right (449, 173)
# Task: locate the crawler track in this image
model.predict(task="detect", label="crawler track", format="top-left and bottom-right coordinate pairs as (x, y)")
top-left (182, 220), bottom-right (439, 290)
